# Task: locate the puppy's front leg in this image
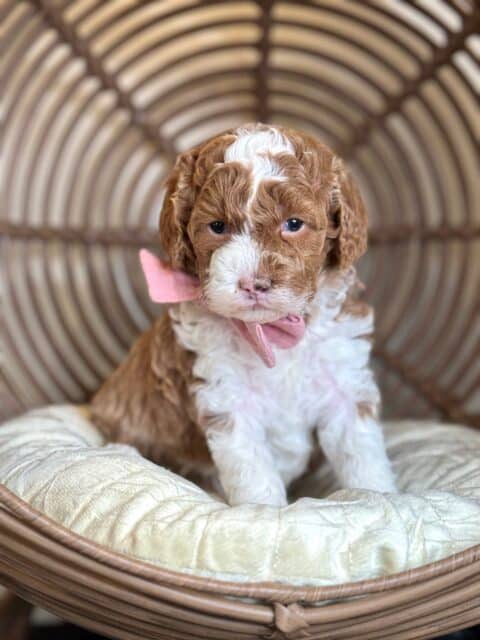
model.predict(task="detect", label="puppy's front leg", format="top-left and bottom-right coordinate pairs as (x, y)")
top-left (317, 403), bottom-right (396, 493)
top-left (206, 417), bottom-right (287, 507)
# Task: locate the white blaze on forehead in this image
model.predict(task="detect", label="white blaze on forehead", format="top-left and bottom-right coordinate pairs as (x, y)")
top-left (224, 127), bottom-right (295, 219)
top-left (225, 127), bottom-right (294, 165)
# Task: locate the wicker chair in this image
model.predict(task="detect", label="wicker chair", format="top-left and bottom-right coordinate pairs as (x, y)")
top-left (1, 1), bottom-right (479, 638)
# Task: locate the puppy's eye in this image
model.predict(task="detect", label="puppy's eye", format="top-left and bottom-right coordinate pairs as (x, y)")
top-left (209, 220), bottom-right (226, 234)
top-left (283, 218), bottom-right (304, 232)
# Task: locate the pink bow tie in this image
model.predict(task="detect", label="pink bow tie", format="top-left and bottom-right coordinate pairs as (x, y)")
top-left (139, 250), bottom-right (305, 368)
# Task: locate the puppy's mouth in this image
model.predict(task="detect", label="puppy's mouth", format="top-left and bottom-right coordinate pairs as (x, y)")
top-left (232, 301), bottom-right (281, 323)
top-left (203, 290), bottom-right (303, 324)
top-left (230, 308), bottom-right (284, 324)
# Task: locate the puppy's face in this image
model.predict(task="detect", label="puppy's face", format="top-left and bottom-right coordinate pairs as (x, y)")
top-left (160, 124), bottom-right (367, 322)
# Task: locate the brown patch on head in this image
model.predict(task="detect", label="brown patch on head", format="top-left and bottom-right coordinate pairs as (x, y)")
top-left (159, 131), bottom-right (238, 273)
top-left (248, 171), bottom-right (328, 301)
top-left (187, 161), bottom-right (252, 278)
top-left (273, 125), bottom-right (368, 271)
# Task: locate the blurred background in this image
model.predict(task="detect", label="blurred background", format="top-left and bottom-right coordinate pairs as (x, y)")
top-left (1, 0), bottom-right (479, 428)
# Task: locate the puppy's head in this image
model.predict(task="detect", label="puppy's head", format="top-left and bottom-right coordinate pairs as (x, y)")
top-left (159, 123), bottom-right (367, 322)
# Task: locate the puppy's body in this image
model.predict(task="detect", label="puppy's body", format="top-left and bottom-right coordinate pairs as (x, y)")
top-left (92, 123), bottom-right (396, 505)
top-left (92, 272), bottom-right (392, 505)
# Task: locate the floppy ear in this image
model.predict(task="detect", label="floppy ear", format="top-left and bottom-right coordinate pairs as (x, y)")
top-left (158, 132), bottom-right (237, 273)
top-left (159, 149), bottom-right (199, 273)
top-left (327, 159), bottom-right (368, 270)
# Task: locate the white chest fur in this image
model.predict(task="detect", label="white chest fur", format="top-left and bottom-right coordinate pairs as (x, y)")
top-left (168, 268), bottom-right (390, 507)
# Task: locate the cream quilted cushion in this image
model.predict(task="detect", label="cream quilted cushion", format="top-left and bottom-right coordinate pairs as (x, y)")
top-left (1, 405), bottom-right (480, 587)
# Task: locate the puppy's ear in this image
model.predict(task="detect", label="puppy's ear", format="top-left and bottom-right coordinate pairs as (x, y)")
top-left (327, 158), bottom-right (368, 270)
top-left (159, 150), bottom-right (199, 273)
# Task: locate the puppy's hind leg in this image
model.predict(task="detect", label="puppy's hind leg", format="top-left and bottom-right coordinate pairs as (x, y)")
top-left (205, 415), bottom-right (287, 507)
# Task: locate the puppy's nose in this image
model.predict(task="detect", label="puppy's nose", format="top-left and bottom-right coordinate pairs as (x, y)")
top-left (239, 276), bottom-right (272, 293)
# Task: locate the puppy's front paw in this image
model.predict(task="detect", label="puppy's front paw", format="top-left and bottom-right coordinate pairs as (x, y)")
top-left (358, 467), bottom-right (398, 493)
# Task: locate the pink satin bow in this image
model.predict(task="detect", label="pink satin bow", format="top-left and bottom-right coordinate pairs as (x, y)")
top-left (139, 249), bottom-right (305, 368)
